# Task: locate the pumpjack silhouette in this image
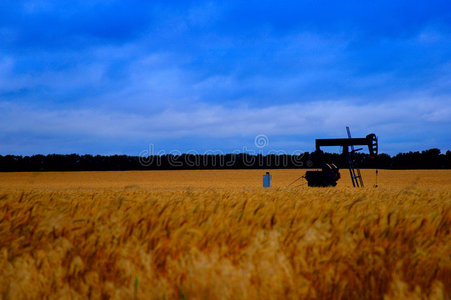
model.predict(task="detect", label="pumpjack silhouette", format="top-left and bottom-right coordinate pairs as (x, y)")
top-left (305, 127), bottom-right (378, 187)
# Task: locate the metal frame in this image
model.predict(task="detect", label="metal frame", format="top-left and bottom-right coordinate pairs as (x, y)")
top-left (314, 128), bottom-right (378, 187)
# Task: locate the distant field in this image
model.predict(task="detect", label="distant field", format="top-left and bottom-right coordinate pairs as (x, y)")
top-left (1, 169), bottom-right (451, 190)
top-left (0, 170), bottom-right (450, 299)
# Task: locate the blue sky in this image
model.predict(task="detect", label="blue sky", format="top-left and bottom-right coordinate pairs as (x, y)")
top-left (1, 0), bottom-right (450, 156)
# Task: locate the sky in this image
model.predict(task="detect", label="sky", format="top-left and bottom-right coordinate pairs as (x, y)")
top-left (1, 0), bottom-right (450, 156)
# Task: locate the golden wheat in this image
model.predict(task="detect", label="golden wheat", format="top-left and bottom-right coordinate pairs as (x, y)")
top-left (0, 170), bottom-right (450, 299)
top-left (1, 169), bottom-right (450, 190)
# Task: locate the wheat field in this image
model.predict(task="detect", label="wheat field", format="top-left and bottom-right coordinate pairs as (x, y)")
top-left (0, 169), bottom-right (450, 299)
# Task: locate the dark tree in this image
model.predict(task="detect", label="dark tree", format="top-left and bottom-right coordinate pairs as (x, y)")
top-left (0, 149), bottom-right (450, 171)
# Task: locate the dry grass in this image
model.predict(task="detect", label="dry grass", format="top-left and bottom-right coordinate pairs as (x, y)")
top-left (0, 170), bottom-right (450, 299)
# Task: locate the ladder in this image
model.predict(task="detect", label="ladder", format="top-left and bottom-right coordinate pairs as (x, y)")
top-left (346, 126), bottom-right (364, 187)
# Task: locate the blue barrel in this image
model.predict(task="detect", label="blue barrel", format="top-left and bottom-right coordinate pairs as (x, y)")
top-left (263, 172), bottom-right (272, 188)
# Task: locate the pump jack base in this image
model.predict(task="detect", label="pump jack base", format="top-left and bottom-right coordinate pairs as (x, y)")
top-left (305, 164), bottom-right (341, 187)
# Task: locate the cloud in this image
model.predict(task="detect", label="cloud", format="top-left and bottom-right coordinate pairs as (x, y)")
top-left (1, 95), bottom-right (449, 155)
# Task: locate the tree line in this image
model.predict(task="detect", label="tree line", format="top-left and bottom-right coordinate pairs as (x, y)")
top-left (0, 148), bottom-right (450, 171)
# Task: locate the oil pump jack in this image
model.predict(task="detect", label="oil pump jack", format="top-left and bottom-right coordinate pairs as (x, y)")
top-left (305, 127), bottom-right (378, 187)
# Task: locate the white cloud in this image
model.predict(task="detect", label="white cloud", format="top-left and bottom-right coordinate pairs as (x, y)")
top-left (1, 96), bottom-right (449, 144)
